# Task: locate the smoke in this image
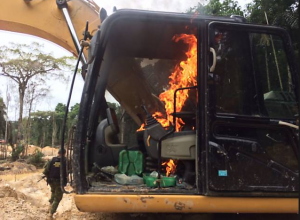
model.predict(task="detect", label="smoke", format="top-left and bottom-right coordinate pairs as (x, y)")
top-left (94, 0), bottom-right (251, 14)
top-left (94, 0), bottom-right (205, 15)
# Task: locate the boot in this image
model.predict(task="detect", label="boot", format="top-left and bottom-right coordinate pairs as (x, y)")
top-left (48, 213), bottom-right (53, 220)
top-left (52, 212), bottom-right (58, 219)
top-left (48, 204), bottom-right (52, 213)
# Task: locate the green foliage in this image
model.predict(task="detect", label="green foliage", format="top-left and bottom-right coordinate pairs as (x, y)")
top-left (187, 0), bottom-right (243, 16)
top-left (26, 102), bottom-right (79, 147)
top-left (55, 103), bottom-right (67, 113)
top-left (245, 0), bottom-right (297, 24)
top-left (11, 145), bottom-right (23, 161)
top-left (188, 0), bottom-right (299, 64)
top-left (245, 0), bottom-right (299, 63)
top-left (54, 103), bottom-right (67, 145)
top-left (29, 111), bottom-right (54, 147)
top-left (27, 149), bottom-right (45, 168)
top-left (0, 42), bottom-right (74, 81)
top-left (67, 102), bottom-right (79, 138)
top-left (0, 42), bottom-right (75, 146)
top-left (7, 121), bottom-right (17, 149)
top-left (69, 103), bottom-right (80, 125)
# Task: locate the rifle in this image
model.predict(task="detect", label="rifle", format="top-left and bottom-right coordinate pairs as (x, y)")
top-left (37, 175), bottom-right (46, 183)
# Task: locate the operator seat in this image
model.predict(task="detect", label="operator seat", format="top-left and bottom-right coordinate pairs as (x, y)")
top-left (94, 108), bottom-right (127, 167)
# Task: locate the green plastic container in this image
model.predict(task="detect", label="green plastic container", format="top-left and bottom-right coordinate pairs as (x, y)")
top-left (118, 150), bottom-right (143, 176)
top-left (160, 176), bottom-right (176, 188)
top-left (143, 174), bottom-right (158, 188)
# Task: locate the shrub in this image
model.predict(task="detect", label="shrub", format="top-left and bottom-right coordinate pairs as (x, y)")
top-left (27, 149), bottom-right (45, 167)
top-left (11, 145), bottom-right (24, 162)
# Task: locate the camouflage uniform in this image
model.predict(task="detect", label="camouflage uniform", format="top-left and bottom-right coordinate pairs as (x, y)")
top-left (43, 157), bottom-right (66, 215)
top-left (48, 180), bottom-right (63, 214)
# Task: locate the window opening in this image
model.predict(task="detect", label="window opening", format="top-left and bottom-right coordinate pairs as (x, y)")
top-left (212, 29), bottom-right (298, 120)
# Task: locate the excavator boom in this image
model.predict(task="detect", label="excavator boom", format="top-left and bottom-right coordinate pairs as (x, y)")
top-left (0, 0), bottom-right (100, 58)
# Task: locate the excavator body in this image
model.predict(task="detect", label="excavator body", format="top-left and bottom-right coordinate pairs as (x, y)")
top-left (0, 0), bottom-right (298, 214)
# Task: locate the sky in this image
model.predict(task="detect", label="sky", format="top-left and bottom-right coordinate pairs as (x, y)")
top-left (98, 0), bottom-right (252, 14)
top-left (0, 0), bottom-right (252, 120)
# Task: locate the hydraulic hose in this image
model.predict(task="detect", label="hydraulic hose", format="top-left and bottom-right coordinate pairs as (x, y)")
top-left (60, 21), bottom-right (89, 194)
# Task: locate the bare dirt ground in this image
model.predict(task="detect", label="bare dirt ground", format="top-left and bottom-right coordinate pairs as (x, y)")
top-left (0, 161), bottom-right (298, 220)
top-left (0, 168), bottom-right (100, 220)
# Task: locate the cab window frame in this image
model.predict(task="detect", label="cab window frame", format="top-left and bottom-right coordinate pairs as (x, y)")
top-left (208, 22), bottom-right (299, 121)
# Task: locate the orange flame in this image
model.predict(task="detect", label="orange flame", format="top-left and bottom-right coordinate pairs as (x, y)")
top-left (158, 34), bottom-right (197, 131)
top-left (137, 124), bottom-right (145, 132)
top-left (162, 159), bottom-right (177, 177)
top-left (138, 34), bottom-right (197, 132)
top-left (137, 112), bottom-right (169, 132)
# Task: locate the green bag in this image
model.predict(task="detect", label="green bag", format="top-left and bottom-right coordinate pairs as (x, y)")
top-left (118, 150), bottom-right (143, 176)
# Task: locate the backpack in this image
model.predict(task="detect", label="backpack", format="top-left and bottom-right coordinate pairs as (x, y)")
top-left (48, 157), bottom-right (62, 179)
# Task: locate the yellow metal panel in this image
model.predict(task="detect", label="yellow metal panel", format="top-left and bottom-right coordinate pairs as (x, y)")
top-left (74, 194), bottom-right (299, 213)
top-left (0, 0), bottom-right (100, 58)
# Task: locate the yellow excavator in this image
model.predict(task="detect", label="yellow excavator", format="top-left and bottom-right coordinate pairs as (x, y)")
top-left (0, 0), bottom-right (299, 214)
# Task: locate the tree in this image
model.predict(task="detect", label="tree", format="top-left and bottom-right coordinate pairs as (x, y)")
top-left (0, 97), bottom-right (6, 139)
top-left (68, 103), bottom-right (80, 127)
top-left (52, 111), bottom-right (57, 148)
top-left (188, 0), bottom-right (299, 64)
top-left (0, 42), bottom-right (74, 145)
top-left (54, 103), bottom-right (67, 147)
top-left (24, 103), bottom-right (79, 148)
top-left (29, 111), bottom-right (53, 148)
top-left (187, 0), bottom-right (243, 16)
top-left (23, 82), bottom-right (49, 155)
top-left (55, 103), bottom-right (67, 113)
top-left (245, 0), bottom-right (299, 56)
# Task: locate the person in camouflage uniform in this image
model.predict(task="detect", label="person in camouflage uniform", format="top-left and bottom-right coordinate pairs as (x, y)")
top-left (43, 148), bottom-right (67, 218)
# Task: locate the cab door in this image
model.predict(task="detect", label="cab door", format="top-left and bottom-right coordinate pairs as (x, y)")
top-left (206, 22), bottom-right (299, 195)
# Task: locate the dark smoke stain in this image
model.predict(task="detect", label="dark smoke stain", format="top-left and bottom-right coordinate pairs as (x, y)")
top-left (140, 196), bottom-right (155, 203)
top-left (174, 202), bottom-right (185, 211)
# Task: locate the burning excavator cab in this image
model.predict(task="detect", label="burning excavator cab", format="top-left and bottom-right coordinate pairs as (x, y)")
top-left (73, 10), bottom-right (298, 213)
top-left (138, 33), bottom-right (198, 132)
top-left (85, 17), bottom-right (198, 192)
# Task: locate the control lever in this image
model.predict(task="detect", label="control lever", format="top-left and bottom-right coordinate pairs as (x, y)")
top-left (141, 105), bottom-right (166, 141)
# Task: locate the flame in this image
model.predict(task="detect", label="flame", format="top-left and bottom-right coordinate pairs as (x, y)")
top-left (137, 112), bottom-right (169, 132)
top-left (138, 34), bottom-right (197, 132)
top-left (158, 34), bottom-right (197, 131)
top-left (162, 159), bottom-right (177, 177)
top-left (136, 124), bottom-right (145, 132)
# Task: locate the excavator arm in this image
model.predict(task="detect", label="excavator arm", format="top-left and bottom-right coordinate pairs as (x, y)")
top-left (0, 0), bottom-right (100, 60)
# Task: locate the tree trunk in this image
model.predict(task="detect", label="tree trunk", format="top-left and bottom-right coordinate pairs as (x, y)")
top-left (52, 113), bottom-right (57, 148)
top-left (4, 144), bottom-right (7, 159)
top-left (17, 87), bottom-right (25, 145)
top-left (7, 122), bottom-right (14, 149)
top-left (40, 130), bottom-right (45, 149)
top-left (24, 86), bottom-right (35, 155)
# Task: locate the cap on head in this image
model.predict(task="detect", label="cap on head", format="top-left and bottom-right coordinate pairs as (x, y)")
top-left (58, 148), bottom-right (66, 155)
